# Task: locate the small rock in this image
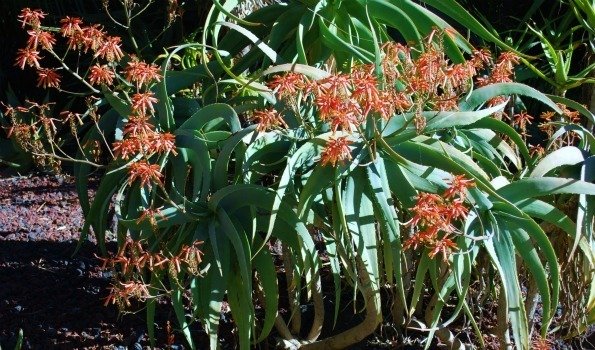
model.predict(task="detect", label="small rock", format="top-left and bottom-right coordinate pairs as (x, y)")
top-left (13, 305), bottom-right (22, 313)
top-left (91, 327), bottom-right (101, 339)
top-left (46, 327), bottom-right (57, 338)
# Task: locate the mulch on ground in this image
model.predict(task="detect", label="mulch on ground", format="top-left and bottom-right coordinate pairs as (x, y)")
top-left (0, 174), bottom-right (186, 349)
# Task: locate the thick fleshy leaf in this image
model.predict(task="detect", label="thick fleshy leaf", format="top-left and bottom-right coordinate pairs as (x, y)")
top-left (459, 83), bottom-right (563, 114)
top-left (530, 146), bottom-right (587, 177)
top-left (498, 177), bottom-right (595, 201)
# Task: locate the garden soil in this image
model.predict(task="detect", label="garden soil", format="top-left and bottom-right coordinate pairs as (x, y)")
top-left (0, 173), bottom-right (196, 349)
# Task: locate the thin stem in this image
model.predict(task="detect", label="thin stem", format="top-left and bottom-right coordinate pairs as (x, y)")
top-left (47, 49), bottom-right (100, 94)
top-left (129, 0), bottom-right (154, 21)
top-left (29, 150), bottom-right (105, 168)
top-left (103, 5), bottom-right (128, 28)
top-left (94, 120), bottom-right (115, 159)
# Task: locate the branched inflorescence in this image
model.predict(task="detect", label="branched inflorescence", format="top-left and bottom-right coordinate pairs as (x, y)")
top-left (5, 6), bottom-right (207, 313)
top-left (403, 175), bottom-right (475, 261)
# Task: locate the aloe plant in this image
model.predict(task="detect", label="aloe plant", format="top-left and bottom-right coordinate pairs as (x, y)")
top-left (6, 1), bottom-right (595, 349)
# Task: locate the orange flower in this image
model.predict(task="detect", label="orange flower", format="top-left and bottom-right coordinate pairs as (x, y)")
top-left (104, 280), bottom-right (150, 307)
top-left (15, 48), bottom-right (42, 69)
top-left (18, 8), bottom-right (46, 28)
top-left (250, 108), bottom-right (287, 132)
top-left (441, 200), bottom-right (469, 224)
top-left (329, 104), bottom-right (360, 132)
top-left (124, 60), bottom-right (162, 88)
top-left (112, 138), bottom-right (141, 159)
top-left (88, 64), bottom-right (115, 86)
top-left (428, 235), bottom-right (458, 261)
top-left (36, 68), bottom-right (61, 89)
top-left (314, 93), bottom-right (343, 120)
top-left (471, 48), bottom-right (492, 69)
top-left (95, 35), bottom-right (123, 62)
top-left (529, 144), bottom-right (545, 158)
top-left (131, 92), bottom-right (158, 115)
top-left (147, 132), bottom-right (177, 155)
top-left (60, 16), bottom-right (83, 37)
top-left (403, 226), bottom-right (439, 251)
top-left (512, 110), bottom-right (533, 129)
top-left (557, 103), bottom-right (581, 123)
top-left (128, 160), bottom-right (163, 188)
top-left (123, 114), bottom-right (155, 137)
top-left (320, 136), bottom-right (352, 167)
top-left (351, 71), bottom-right (381, 116)
top-left (443, 175), bottom-right (475, 200)
top-left (136, 206), bottom-right (166, 230)
top-left (267, 73), bottom-right (306, 99)
top-left (26, 30), bottom-right (56, 51)
top-left (497, 52), bottom-right (520, 70)
top-left (444, 63), bottom-right (474, 88)
top-left (322, 74), bottom-right (351, 96)
top-left (540, 111), bottom-right (555, 122)
top-left (409, 192), bottom-right (444, 227)
top-left (81, 25), bottom-right (106, 53)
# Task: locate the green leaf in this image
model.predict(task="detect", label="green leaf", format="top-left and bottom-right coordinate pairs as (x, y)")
top-left (213, 126), bottom-right (257, 190)
top-left (171, 272), bottom-right (196, 349)
top-left (530, 146), bottom-right (587, 177)
top-left (365, 0), bottom-right (422, 46)
top-left (498, 177), bottom-right (595, 201)
top-left (174, 133), bottom-right (212, 201)
top-left (469, 117), bottom-right (533, 169)
top-left (216, 210), bottom-right (252, 309)
top-left (75, 109), bottom-right (120, 216)
top-left (419, 0), bottom-right (521, 54)
top-left (391, 137), bottom-right (491, 184)
top-left (459, 82), bottom-right (563, 114)
top-left (253, 248), bottom-right (279, 342)
top-left (366, 158), bottom-right (407, 316)
top-left (262, 63), bottom-right (331, 80)
top-left (215, 21), bottom-right (279, 63)
top-left (318, 15), bottom-right (374, 64)
top-left (79, 166), bottom-right (126, 254)
top-left (382, 101), bottom-right (506, 139)
top-left (179, 103), bottom-right (241, 133)
top-left (484, 215), bottom-right (529, 349)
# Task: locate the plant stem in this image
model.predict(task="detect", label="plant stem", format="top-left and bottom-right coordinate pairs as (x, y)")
top-left (47, 50), bottom-right (100, 94)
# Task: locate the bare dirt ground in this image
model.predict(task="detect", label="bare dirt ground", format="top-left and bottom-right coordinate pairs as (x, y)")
top-left (0, 173), bottom-right (190, 349)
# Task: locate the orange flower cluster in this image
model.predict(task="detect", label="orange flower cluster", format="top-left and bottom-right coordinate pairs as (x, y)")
top-left (268, 66), bottom-right (409, 132)
top-left (100, 239), bottom-right (204, 308)
top-left (384, 44), bottom-right (478, 111)
top-left (14, 8), bottom-right (163, 91)
top-left (250, 108), bottom-right (288, 132)
top-left (320, 136), bottom-right (352, 167)
top-left (403, 175), bottom-right (475, 261)
top-left (127, 160), bottom-right (163, 188)
top-left (1, 101), bottom-right (62, 170)
top-left (125, 59), bottom-right (162, 88)
top-left (475, 51), bottom-right (521, 111)
top-left (13, 8), bottom-right (172, 189)
top-left (260, 35), bottom-right (506, 168)
top-left (14, 8), bottom-right (126, 90)
top-left (537, 103), bottom-right (583, 148)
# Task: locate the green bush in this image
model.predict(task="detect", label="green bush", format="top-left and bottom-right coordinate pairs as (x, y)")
top-left (4, 1), bottom-right (595, 349)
